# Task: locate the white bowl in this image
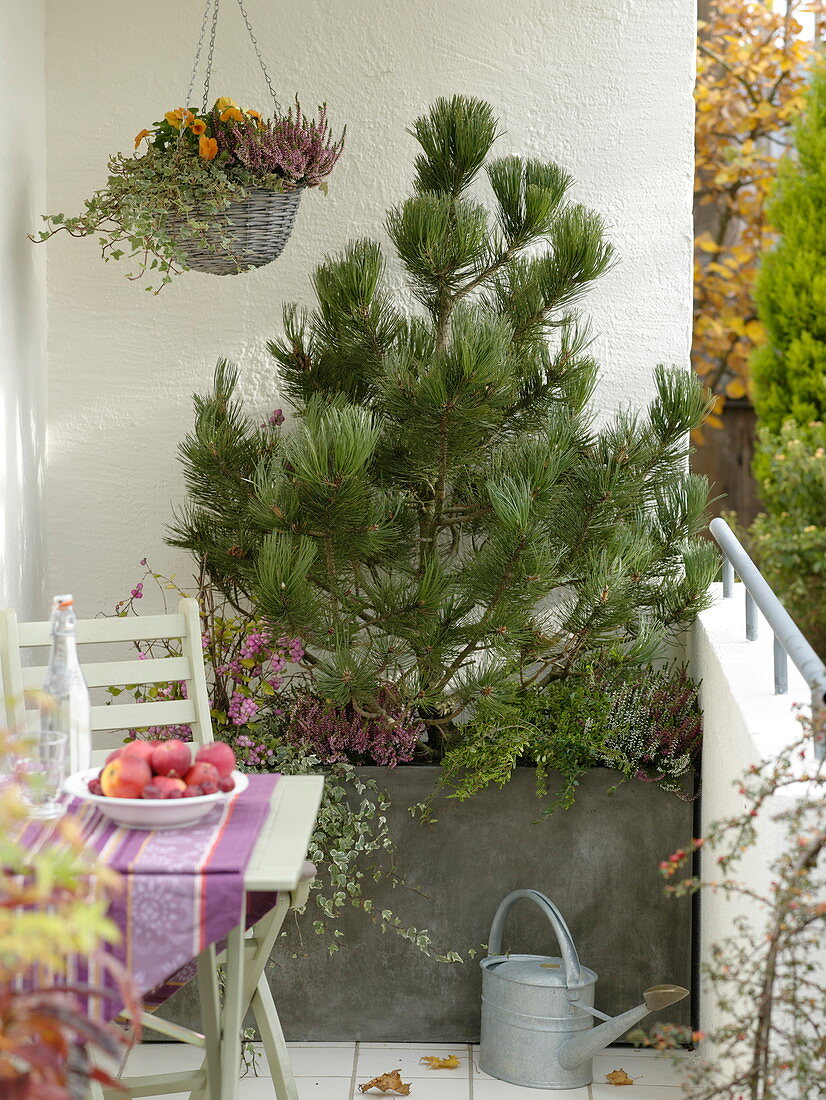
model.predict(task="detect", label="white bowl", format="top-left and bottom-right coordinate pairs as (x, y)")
top-left (63, 768), bottom-right (249, 830)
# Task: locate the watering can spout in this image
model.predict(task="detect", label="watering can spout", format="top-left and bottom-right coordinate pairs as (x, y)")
top-left (557, 986), bottom-right (689, 1071)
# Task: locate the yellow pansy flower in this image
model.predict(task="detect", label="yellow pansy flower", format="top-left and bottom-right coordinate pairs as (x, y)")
top-left (190, 119), bottom-right (207, 136)
top-left (198, 135), bottom-right (219, 160)
top-left (164, 108), bottom-right (194, 130)
top-left (133, 128), bottom-right (152, 149)
top-left (214, 96), bottom-right (238, 112)
top-left (220, 107), bottom-right (245, 123)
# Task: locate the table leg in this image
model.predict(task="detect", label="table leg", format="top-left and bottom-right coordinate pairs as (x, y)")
top-left (219, 895), bottom-right (246, 1100)
top-left (251, 973), bottom-right (299, 1100)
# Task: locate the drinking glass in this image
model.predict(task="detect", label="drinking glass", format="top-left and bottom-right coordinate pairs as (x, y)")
top-left (20, 730), bottom-right (68, 820)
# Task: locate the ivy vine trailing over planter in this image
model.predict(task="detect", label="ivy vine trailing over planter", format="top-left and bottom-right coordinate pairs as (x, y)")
top-left (239, 735), bottom-right (462, 962)
top-left (33, 96), bottom-right (344, 290)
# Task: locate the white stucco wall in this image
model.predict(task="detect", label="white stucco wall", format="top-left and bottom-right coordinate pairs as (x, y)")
top-left (0, 0), bottom-right (47, 619)
top-left (691, 584), bottom-right (825, 1050)
top-left (43, 0), bottom-right (696, 615)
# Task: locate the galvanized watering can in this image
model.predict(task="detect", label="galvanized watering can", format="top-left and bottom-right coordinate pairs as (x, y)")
top-left (479, 890), bottom-right (688, 1090)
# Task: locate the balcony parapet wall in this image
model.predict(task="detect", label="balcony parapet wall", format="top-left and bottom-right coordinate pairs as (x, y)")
top-left (690, 581), bottom-right (824, 1060)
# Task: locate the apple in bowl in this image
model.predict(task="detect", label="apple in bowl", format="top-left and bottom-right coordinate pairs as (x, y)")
top-left (65, 740), bottom-right (248, 830)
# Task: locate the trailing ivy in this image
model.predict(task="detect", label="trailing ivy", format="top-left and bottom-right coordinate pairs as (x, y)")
top-left (240, 735), bottom-right (462, 962)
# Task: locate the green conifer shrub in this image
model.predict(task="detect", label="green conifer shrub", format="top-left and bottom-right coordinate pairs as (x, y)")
top-left (745, 66), bottom-right (826, 657)
top-left (169, 95), bottom-right (717, 750)
top-left (748, 420), bottom-right (826, 657)
top-left (751, 65), bottom-right (826, 433)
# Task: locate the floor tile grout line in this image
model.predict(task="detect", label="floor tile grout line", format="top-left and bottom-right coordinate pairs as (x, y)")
top-left (348, 1041), bottom-right (359, 1100)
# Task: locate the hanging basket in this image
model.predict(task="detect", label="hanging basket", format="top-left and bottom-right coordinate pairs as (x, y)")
top-left (167, 186), bottom-right (303, 275)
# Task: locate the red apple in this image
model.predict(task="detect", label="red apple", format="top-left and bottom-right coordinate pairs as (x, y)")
top-left (121, 740), bottom-right (155, 763)
top-left (87, 777), bottom-right (103, 795)
top-left (150, 739), bottom-right (192, 778)
top-left (184, 761), bottom-right (220, 789)
top-left (195, 742), bottom-right (236, 778)
top-left (152, 776), bottom-right (187, 797)
top-left (100, 756), bottom-right (152, 799)
top-left (218, 775), bottom-right (236, 793)
top-left (105, 747), bottom-right (126, 764)
top-left (183, 785), bottom-right (204, 798)
top-left (141, 783), bottom-right (165, 799)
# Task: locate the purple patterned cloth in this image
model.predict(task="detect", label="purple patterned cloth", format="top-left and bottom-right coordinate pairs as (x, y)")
top-left (18, 774), bottom-right (280, 1021)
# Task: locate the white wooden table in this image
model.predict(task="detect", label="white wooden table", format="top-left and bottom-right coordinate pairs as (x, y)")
top-left (98, 774), bottom-right (325, 1100)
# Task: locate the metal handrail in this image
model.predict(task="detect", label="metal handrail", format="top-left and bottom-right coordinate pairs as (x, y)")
top-left (709, 517), bottom-right (826, 759)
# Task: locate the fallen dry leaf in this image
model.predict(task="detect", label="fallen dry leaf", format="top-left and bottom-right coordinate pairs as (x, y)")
top-left (605, 1068), bottom-right (638, 1086)
top-left (420, 1055), bottom-right (461, 1069)
top-left (358, 1069), bottom-right (412, 1095)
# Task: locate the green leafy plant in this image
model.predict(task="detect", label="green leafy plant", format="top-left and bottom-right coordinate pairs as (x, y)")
top-left (33, 96), bottom-right (344, 290)
top-left (631, 711), bottom-right (825, 1099)
top-left (0, 732), bottom-right (138, 1098)
top-left (441, 663), bottom-right (702, 811)
top-left (239, 732), bottom-right (461, 961)
top-left (169, 94), bottom-right (719, 750)
top-left (109, 561), bottom-right (303, 743)
top-left (747, 420), bottom-right (826, 657)
top-left (750, 63), bottom-right (826, 439)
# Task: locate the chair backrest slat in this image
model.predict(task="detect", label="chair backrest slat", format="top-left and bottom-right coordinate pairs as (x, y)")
top-left (90, 699), bottom-right (196, 733)
top-left (0, 600), bottom-right (213, 750)
top-left (17, 613), bottom-right (189, 648)
top-left (20, 656), bottom-right (192, 691)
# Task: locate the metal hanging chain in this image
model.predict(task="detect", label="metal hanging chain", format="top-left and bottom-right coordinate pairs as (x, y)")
top-left (234, 0), bottom-right (281, 114)
top-left (201, 0), bottom-right (221, 114)
top-left (183, 0), bottom-right (281, 118)
top-left (184, 0), bottom-right (218, 112)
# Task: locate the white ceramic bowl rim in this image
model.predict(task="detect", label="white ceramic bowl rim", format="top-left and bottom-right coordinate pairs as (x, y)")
top-left (63, 768), bottom-right (249, 809)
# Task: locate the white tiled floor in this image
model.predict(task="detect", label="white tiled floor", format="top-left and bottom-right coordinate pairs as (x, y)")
top-left (123, 1041), bottom-right (690, 1098)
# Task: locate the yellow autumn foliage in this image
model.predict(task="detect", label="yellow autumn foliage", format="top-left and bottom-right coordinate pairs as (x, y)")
top-left (693, 0), bottom-right (824, 433)
top-left (0, 735), bottom-right (121, 982)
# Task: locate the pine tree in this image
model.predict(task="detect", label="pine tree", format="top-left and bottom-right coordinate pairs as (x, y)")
top-left (751, 64), bottom-right (826, 433)
top-left (169, 95), bottom-right (717, 746)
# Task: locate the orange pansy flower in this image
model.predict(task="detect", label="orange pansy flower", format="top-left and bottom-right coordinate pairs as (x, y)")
top-left (220, 107), bottom-right (245, 123)
top-left (198, 135), bottom-right (219, 160)
top-left (133, 128), bottom-right (152, 149)
top-left (164, 108), bottom-right (194, 130)
top-left (190, 119), bottom-right (207, 136)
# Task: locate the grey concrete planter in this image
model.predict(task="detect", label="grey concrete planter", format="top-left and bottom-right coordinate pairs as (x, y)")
top-left (158, 765), bottom-right (694, 1042)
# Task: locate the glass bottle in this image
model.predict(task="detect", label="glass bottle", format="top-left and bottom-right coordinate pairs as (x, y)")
top-left (40, 595), bottom-right (92, 774)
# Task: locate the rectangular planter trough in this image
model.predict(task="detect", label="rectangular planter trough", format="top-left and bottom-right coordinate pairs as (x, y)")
top-left (159, 765), bottom-right (694, 1042)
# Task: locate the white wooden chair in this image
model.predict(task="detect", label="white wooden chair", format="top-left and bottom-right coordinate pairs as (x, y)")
top-left (0, 598), bottom-right (213, 760)
top-left (0, 597), bottom-right (317, 1100)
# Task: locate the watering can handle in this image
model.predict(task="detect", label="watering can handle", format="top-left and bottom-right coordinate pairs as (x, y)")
top-left (486, 889), bottom-right (582, 986)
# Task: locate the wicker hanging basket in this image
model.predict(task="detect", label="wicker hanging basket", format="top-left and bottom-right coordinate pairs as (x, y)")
top-left (167, 186), bottom-right (303, 275)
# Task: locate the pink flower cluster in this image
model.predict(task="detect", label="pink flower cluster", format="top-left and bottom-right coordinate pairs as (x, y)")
top-left (218, 100), bottom-right (345, 189)
top-left (234, 733), bottom-right (276, 769)
top-left (286, 690), bottom-right (422, 768)
top-left (229, 692), bottom-right (258, 726)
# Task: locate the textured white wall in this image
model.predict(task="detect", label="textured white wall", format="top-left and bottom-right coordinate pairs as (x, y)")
top-left (0, 0), bottom-right (47, 618)
top-left (691, 585), bottom-right (825, 1047)
top-left (44, 0), bottom-right (696, 614)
